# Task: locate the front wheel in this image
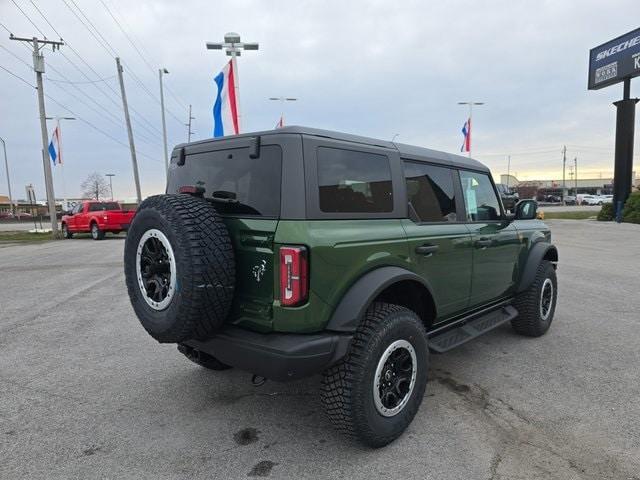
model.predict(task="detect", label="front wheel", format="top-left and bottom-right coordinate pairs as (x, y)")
top-left (512, 260), bottom-right (557, 337)
top-left (321, 303), bottom-right (429, 448)
top-left (62, 224), bottom-right (73, 239)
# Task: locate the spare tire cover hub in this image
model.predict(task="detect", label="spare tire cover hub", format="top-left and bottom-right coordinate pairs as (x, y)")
top-left (136, 228), bottom-right (177, 311)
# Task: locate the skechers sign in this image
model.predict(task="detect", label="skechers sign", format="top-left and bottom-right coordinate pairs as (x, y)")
top-left (589, 27), bottom-right (640, 90)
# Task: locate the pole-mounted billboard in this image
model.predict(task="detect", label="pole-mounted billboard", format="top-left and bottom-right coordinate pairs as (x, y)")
top-left (588, 27), bottom-right (640, 90)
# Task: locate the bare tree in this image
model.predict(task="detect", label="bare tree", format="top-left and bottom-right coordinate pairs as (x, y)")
top-left (81, 172), bottom-right (111, 201)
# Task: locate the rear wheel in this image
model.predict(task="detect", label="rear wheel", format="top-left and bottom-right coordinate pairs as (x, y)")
top-left (512, 260), bottom-right (557, 337)
top-left (321, 303), bottom-right (429, 447)
top-left (91, 223), bottom-right (105, 240)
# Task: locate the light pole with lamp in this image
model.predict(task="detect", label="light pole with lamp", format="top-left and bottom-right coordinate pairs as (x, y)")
top-left (0, 136), bottom-right (14, 216)
top-left (159, 68), bottom-right (169, 176)
top-left (206, 33), bottom-right (259, 132)
top-left (105, 174), bottom-right (115, 201)
top-left (457, 101), bottom-right (484, 158)
top-left (269, 97), bottom-right (297, 127)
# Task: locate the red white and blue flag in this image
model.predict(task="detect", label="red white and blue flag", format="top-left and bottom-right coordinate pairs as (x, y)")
top-left (212, 59), bottom-right (240, 137)
top-left (48, 121), bottom-right (62, 165)
top-left (460, 117), bottom-right (471, 153)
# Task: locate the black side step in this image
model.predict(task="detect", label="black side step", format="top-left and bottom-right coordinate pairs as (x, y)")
top-left (428, 305), bottom-right (518, 353)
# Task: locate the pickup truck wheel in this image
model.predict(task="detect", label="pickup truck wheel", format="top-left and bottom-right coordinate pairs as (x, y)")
top-left (124, 194), bottom-right (235, 343)
top-left (177, 344), bottom-right (232, 371)
top-left (321, 302), bottom-right (428, 448)
top-left (512, 260), bottom-right (557, 337)
top-left (91, 223), bottom-right (105, 240)
top-left (62, 224), bottom-right (73, 239)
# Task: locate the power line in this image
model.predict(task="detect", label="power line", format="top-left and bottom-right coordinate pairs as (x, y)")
top-left (0, 43), bottom-right (33, 69)
top-left (9, 0), bottom-right (47, 38)
top-left (0, 63), bottom-right (36, 88)
top-left (0, 62), bottom-right (160, 163)
top-left (48, 75), bottom-right (117, 84)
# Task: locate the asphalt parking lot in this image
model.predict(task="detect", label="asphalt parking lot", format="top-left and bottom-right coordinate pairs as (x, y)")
top-left (1, 220), bottom-right (639, 480)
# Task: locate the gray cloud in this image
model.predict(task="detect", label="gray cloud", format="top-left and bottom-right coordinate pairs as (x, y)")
top-left (0, 0), bottom-right (638, 200)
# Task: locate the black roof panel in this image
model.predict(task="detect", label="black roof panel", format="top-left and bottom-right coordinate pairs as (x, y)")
top-left (177, 125), bottom-right (489, 172)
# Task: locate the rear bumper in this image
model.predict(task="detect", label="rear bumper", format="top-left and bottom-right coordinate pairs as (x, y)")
top-left (183, 326), bottom-right (352, 382)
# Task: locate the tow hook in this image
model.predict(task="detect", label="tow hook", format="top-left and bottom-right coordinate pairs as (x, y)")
top-left (251, 374), bottom-right (266, 387)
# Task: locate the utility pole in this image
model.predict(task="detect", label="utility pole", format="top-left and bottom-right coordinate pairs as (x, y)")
top-left (105, 174), bottom-right (115, 200)
top-left (562, 145), bottom-right (567, 204)
top-left (574, 157), bottom-right (578, 195)
top-left (0, 137), bottom-right (14, 216)
top-left (116, 57), bottom-right (142, 204)
top-left (457, 101), bottom-right (484, 158)
top-left (186, 104), bottom-right (195, 142)
top-left (10, 35), bottom-right (64, 235)
top-left (159, 68), bottom-right (169, 176)
top-left (206, 32), bottom-right (260, 132)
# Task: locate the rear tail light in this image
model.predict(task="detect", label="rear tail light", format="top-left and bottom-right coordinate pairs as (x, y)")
top-left (279, 246), bottom-right (308, 307)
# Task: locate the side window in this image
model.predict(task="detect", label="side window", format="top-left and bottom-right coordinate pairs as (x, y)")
top-left (459, 170), bottom-right (502, 221)
top-left (88, 203), bottom-right (98, 212)
top-left (317, 147), bottom-right (393, 213)
top-left (403, 161), bottom-right (457, 222)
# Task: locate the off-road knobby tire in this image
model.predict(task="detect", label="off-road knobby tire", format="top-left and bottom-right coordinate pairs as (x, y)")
top-left (91, 222), bottom-right (105, 240)
top-left (321, 302), bottom-right (429, 448)
top-left (124, 194), bottom-right (235, 343)
top-left (177, 344), bottom-right (232, 371)
top-left (512, 260), bottom-right (557, 337)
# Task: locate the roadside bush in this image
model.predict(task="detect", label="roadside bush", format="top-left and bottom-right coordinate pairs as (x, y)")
top-left (622, 191), bottom-right (640, 224)
top-left (597, 202), bottom-right (614, 221)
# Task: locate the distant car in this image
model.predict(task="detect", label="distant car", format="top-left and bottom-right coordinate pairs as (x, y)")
top-left (564, 195), bottom-right (576, 205)
top-left (579, 195), bottom-right (601, 206)
top-left (495, 183), bottom-right (519, 212)
top-left (61, 201), bottom-right (135, 240)
top-left (600, 195), bottom-right (613, 204)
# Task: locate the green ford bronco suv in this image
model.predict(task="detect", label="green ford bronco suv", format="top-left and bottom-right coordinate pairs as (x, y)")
top-left (124, 126), bottom-right (558, 447)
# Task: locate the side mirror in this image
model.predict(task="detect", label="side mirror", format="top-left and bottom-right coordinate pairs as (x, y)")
top-left (514, 200), bottom-right (538, 220)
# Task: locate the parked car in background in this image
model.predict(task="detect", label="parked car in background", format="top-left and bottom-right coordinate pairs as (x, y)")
top-left (495, 183), bottom-right (519, 212)
top-left (579, 194), bottom-right (601, 206)
top-left (61, 201), bottom-right (135, 240)
top-left (564, 195), bottom-right (577, 205)
top-left (600, 195), bottom-right (613, 203)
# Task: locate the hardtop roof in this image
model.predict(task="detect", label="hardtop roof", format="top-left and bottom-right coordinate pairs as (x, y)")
top-left (177, 125), bottom-right (489, 172)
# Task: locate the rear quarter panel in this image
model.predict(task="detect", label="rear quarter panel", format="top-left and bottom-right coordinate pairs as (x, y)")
top-left (273, 219), bottom-right (410, 332)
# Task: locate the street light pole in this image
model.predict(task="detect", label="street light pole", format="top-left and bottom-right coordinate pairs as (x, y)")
top-left (105, 174), bottom-right (115, 200)
top-left (206, 33), bottom-right (259, 132)
top-left (457, 101), bottom-right (484, 158)
top-left (0, 137), bottom-right (14, 216)
top-left (185, 104), bottom-right (195, 142)
top-left (159, 68), bottom-right (169, 176)
top-left (269, 96), bottom-right (297, 127)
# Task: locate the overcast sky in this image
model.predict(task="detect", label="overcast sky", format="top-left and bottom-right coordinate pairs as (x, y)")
top-left (1, 0), bottom-right (639, 200)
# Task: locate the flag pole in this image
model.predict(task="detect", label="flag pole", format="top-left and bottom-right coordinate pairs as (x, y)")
top-left (231, 53), bottom-right (241, 133)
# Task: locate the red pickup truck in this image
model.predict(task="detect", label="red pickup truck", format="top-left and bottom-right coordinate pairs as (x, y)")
top-left (61, 201), bottom-right (135, 240)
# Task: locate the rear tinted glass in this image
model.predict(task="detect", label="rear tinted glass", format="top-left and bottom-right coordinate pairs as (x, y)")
top-left (170, 145), bottom-right (282, 217)
top-left (317, 147), bottom-right (393, 213)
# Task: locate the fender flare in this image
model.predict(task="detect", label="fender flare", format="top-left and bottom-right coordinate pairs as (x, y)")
top-left (325, 266), bottom-right (436, 333)
top-left (517, 242), bottom-right (558, 293)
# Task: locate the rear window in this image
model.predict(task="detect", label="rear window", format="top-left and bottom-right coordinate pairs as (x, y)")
top-left (170, 145), bottom-right (282, 217)
top-left (89, 202), bottom-right (120, 211)
top-left (317, 147), bottom-right (393, 213)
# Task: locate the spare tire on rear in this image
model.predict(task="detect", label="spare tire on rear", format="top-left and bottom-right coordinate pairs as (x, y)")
top-left (124, 194), bottom-right (235, 343)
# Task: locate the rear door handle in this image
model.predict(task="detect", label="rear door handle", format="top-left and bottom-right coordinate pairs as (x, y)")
top-left (415, 244), bottom-right (439, 256)
top-left (474, 238), bottom-right (493, 248)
